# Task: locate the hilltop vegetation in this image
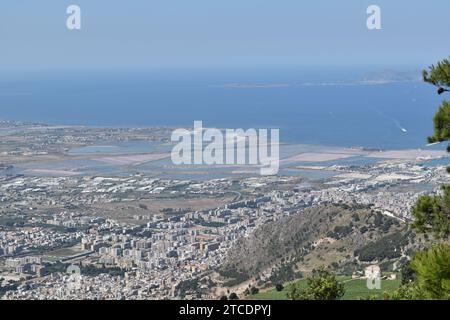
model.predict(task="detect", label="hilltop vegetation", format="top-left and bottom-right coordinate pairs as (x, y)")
top-left (217, 204), bottom-right (417, 289)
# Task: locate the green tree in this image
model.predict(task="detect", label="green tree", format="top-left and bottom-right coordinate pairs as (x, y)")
top-left (249, 286), bottom-right (259, 295)
top-left (400, 261), bottom-right (416, 285)
top-left (286, 267), bottom-right (344, 300)
top-left (411, 189), bottom-right (450, 239)
top-left (422, 57), bottom-right (450, 95)
top-left (410, 244), bottom-right (450, 299)
top-left (428, 101), bottom-right (450, 144)
top-left (387, 282), bottom-right (424, 300)
top-left (387, 245), bottom-right (450, 300)
top-left (412, 56), bottom-right (450, 239)
top-left (228, 292), bottom-right (239, 300)
top-left (394, 57), bottom-right (450, 301)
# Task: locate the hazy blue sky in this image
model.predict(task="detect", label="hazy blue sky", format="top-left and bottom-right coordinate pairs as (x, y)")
top-left (1, 0), bottom-right (449, 70)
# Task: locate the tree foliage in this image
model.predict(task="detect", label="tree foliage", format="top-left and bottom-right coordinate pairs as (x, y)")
top-left (400, 262), bottom-right (416, 285)
top-left (384, 244), bottom-right (450, 300)
top-left (229, 292), bottom-right (239, 300)
top-left (423, 56), bottom-right (450, 91)
top-left (410, 244), bottom-right (450, 299)
top-left (411, 188), bottom-right (450, 239)
top-left (286, 267), bottom-right (344, 300)
top-left (425, 57), bottom-right (450, 143)
top-left (354, 231), bottom-right (408, 262)
top-left (385, 282), bottom-right (425, 300)
top-left (428, 100), bottom-right (450, 143)
top-left (396, 57), bottom-right (450, 301)
top-left (412, 57), bottom-right (450, 239)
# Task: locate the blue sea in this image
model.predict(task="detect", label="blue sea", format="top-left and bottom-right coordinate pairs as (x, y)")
top-left (0, 68), bottom-right (445, 150)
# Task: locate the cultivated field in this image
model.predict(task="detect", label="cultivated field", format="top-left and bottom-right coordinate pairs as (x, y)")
top-left (248, 276), bottom-right (401, 300)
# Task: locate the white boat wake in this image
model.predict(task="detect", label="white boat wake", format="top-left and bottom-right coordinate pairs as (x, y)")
top-left (373, 108), bottom-right (407, 133)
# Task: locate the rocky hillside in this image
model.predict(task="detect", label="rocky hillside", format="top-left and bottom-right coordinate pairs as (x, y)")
top-left (216, 204), bottom-right (421, 288)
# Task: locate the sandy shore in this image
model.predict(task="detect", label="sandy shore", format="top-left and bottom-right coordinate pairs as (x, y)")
top-left (97, 153), bottom-right (170, 165)
top-left (22, 169), bottom-right (81, 176)
top-left (368, 149), bottom-right (448, 159)
top-left (282, 152), bottom-right (357, 163)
